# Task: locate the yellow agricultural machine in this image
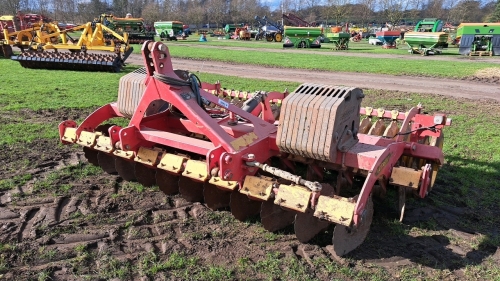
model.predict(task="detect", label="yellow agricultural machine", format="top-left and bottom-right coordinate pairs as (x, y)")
top-left (6, 22), bottom-right (133, 72)
top-left (59, 41), bottom-right (451, 256)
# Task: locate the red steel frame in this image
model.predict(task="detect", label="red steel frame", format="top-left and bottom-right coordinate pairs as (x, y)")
top-left (59, 41), bottom-right (450, 227)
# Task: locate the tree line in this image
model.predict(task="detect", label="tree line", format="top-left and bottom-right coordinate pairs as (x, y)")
top-left (1, 0), bottom-right (499, 28)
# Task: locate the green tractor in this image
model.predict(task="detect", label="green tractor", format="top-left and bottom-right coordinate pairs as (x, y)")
top-left (98, 14), bottom-right (155, 44)
top-left (154, 21), bottom-right (186, 41)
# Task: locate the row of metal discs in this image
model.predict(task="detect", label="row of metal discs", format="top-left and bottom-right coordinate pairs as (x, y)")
top-left (82, 143), bottom-right (374, 257)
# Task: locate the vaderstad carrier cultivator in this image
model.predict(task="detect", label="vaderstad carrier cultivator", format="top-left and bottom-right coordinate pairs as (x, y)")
top-left (9, 22), bottom-right (133, 72)
top-left (59, 41), bottom-right (451, 256)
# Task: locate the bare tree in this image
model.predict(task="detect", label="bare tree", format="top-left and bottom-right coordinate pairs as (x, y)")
top-left (141, 2), bottom-right (163, 24)
top-left (379, 0), bottom-right (420, 28)
top-left (448, 0), bottom-right (482, 23)
top-left (358, 0), bottom-right (376, 26)
top-left (324, 0), bottom-right (352, 25)
top-left (422, 0), bottom-right (445, 19)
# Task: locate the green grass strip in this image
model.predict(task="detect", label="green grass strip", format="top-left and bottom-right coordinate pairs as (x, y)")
top-left (130, 43), bottom-right (499, 78)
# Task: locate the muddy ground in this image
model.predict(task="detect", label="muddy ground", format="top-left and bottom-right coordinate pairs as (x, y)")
top-left (1, 90), bottom-right (499, 281)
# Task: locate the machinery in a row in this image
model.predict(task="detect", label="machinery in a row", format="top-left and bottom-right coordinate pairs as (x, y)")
top-left (154, 21), bottom-right (188, 41)
top-left (405, 32), bottom-right (449, 55)
top-left (456, 23), bottom-right (500, 56)
top-left (0, 11), bottom-right (52, 57)
top-left (8, 22), bottom-right (133, 72)
top-left (59, 41), bottom-right (451, 256)
top-left (283, 26), bottom-right (322, 48)
top-left (97, 14), bottom-right (155, 44)
top-left (254, 16), bottom-right (283, 42)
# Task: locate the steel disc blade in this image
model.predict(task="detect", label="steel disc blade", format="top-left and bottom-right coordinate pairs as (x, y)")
top-left (83, 147), bottom-right (99, 166)
top-left (115, 157), bottom-right (137, 181)
top-left (203, 183), bottom-right (231, 211)
top-left (294, 183), bottom-right (335, 243)
top-left (398, 186), bottom-right (406, 222)
top-left (331, 197), bottom-right (374, 256)
top-left (294, 210), bottom-right (330, 243)
top-left (260, 200), bottom-right (295, 232)
top-left (97, 152), bottom-right (117, 174)
top-left (156, 170), bottom-right (179, 195)
top-left (230, 192), bottom-right (261, 222)
top-left (178, 177), bottom-right (204, 202)
top-left (135, 163), bottom-right (156, 187)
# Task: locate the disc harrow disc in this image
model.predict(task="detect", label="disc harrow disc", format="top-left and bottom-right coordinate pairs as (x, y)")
top-left (135, 163), bottom-right (156, 187)
top-left (294, 183), bottom-right (335, 242)
top-left (178, 177), bottom-right (204, 202)
top-left (295, 210), bottom-right (330, 243)
top-left (260, 200), bottom-right (295, 232)
top-left (203, 183), bottom-right (231, 211)
top-left (11, 51), bottom-right (125, 72)
top-left (83, 147), bottom-right (99, 166)
top-left (156, 170), bottom-right (179, 195)
top-left (115, 157), bottom-right (137, 181)
top-left (97, 152), bottom-right (117, 174)
top-left (230, 192), bottom-right (261, 221)
top-left (331, 197), bottom-right (374, 256)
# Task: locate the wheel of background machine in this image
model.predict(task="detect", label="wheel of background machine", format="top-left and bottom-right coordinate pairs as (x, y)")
top-left (266, 34), bottom-right (274, 42)
top-left (274, 33), bottom-right (282, 42)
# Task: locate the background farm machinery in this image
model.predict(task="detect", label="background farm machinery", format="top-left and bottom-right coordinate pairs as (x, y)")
top-left (376, 31), bottom-right (400, 48)
top-left (154, 21), bottom-right (189, 41)
top-left (324, 30), bottom-right (350, 50)
top-left (59, 41), bottom-right (450, 256)
top-left (456, 23), bottom-right (500, 56)
top-left (7, 22), bottom-right (133, 72)
top-left (283, 26), bottom-right (322, 48)
top-left (282, 13), bottom-right (315, 27)
top-left (254, 16), bottom-right (283, 42)
top-left (405, 32), bottom-right (449, 55)
top-left (224, 24), bottom-right (251, 40)
top-left (0, 11), bottom-right (52, 57)
top-left (97, 14), bottom-right (155, 44)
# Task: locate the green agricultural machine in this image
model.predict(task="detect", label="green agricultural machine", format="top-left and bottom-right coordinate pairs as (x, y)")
top-left (324, 32), bottom-right (350, 50)
top-left (154, 21), bottom-right (186, 41)
top-left (414, 18), bottom-right (444, 32)
top-left (405, 32), bottom-right (449, 55)
top-left (456, 23), bottom-right (500, 56)
top-left (283, 26), bottom-right (322, 48)
top-left (98, 14), bottom-right (155, 44)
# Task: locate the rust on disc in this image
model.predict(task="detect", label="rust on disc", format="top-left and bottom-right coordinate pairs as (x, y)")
top-left (115, 157), bottom-right (137, 181)
top-left (156, 170), bottom-right (179, 195)
top-left (97, 152), bottom-right (117, 174)
top-left (203, 183), bottom-right (231, 211)
top-left (135, 163), bottom-right (157, 187)
top-left (83, 147), bottom-right (99, 166)
top-left (229, 191), bottom-right (261, 221)
top-left (331, 196), bottom-right (374, 256)
top-left (260, 200), bottom-right (295, 232)
top-left (178, 177), bottom-right (205, 202)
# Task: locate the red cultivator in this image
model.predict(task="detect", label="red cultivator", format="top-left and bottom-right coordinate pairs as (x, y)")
top-left (59, 41), bottom-right (451, 256)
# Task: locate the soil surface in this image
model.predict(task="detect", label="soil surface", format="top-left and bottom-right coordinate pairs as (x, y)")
top-left (123, 55), bottom-right (500, 101)
top-left (1, 95), bottom-right (499, 280)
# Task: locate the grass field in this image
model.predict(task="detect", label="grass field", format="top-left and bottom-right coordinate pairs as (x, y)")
top-left (1, 51), bottom-right (499, 280)
top-left (129, 40), bottom-right (499, 79)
